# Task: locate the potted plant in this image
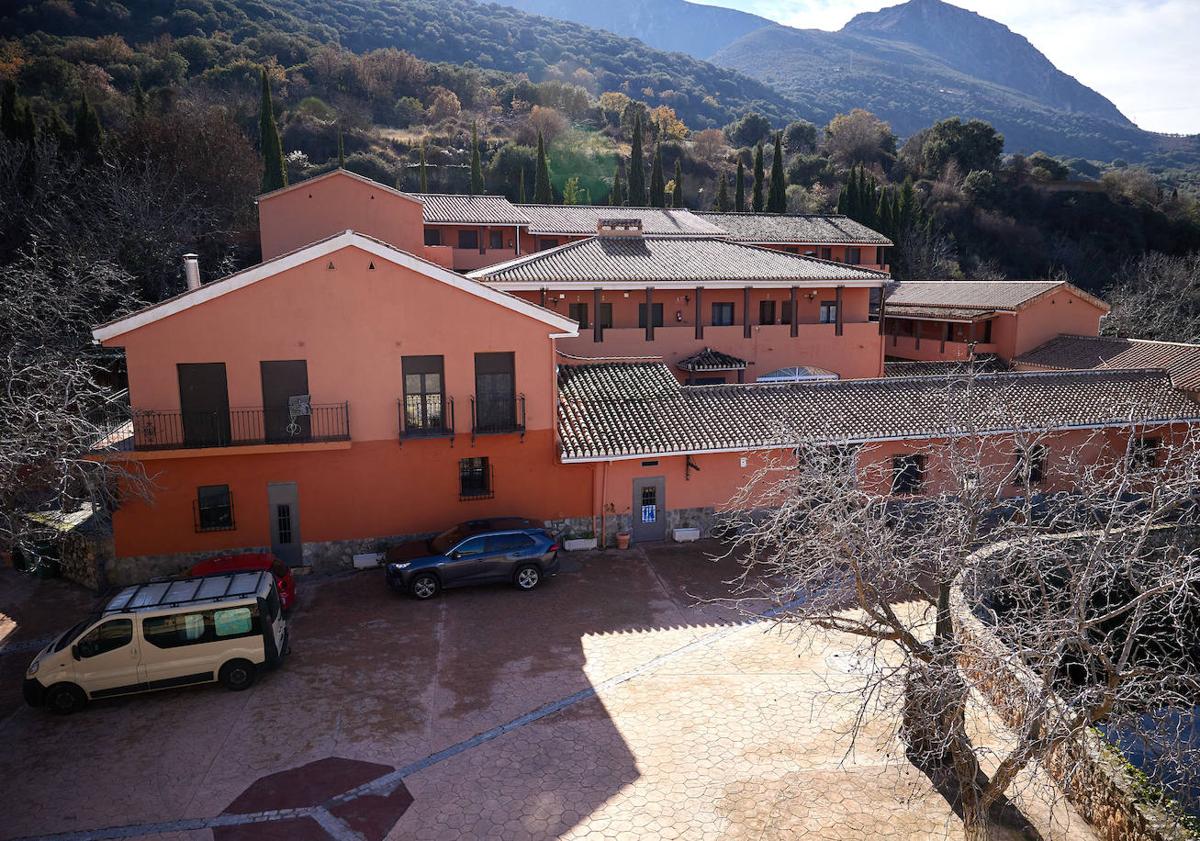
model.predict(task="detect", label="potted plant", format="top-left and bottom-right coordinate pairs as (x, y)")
top-left (615, 531), bottom-right (631, 550)
top-left (562, 530), bottom-right (598, 552)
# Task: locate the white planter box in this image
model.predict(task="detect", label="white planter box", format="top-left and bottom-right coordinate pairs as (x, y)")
top-left (563, 537), bottom-right (598, 552)
top-left (352, 552), bottom-right (384, 569)
top-left (672, 527), bottom-right (701, 543)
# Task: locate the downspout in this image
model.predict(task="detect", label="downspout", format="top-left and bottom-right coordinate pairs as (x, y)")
top-left (600, 460), bottom-right (610, 549)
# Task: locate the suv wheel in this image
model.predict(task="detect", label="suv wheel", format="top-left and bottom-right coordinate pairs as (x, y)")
top-left (410, 573), bottom-right (440, 600)
top-left (45, 682), bottom-right (86, 715)
top-left (219, 659), bottom-right (257, 691)
top-left (514, 564), bottom-right (541, 591)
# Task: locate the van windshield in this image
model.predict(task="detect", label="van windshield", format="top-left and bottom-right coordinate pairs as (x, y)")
top-left (52, 618), bottom-right (94, 652)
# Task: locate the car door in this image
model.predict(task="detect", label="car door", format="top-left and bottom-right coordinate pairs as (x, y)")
top-left (443, 536), bottom-right (488, 585)
top-left (480, 533), bottom-right (537, 582)
top-left (73, 617), bottom-right (144, 698)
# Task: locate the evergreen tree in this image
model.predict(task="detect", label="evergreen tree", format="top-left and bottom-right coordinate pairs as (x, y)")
top-left (533, 131), bottom-right (552, 203)
top-left (258, 69), bottom-right (287, 193)
top-left (876, 187), bottom-right (894, 240)
top-left (46, 110), bottom-right (72, 149)
top-left (672, 159), bottom-right (683, 209)
top-left (735, 161), bottom-right (746, 212)
top-left (610, 162), bottom-right (624, 206)
top-left (517, 167), bottom-right (526, 203)
top-left (132, 80), bottom-right (147, 118)
top-left (418, 144), bottom-right (429, 192)
top-left (752, 142), bottom-right (765, 212)
top-left (337, 125), bottom-right (345, 168)
top-left (73, 94), bottom-right (103, 165)
top-left (562, 176), bottom-right (583, 205)
top-left (767, 132), bottom-right (786, 213)
top-left (469, 121), bottom-right (484, 195)
top-left (715, 173), bottom-right (730, 211)
top-left (0, 81), bottom-right (17, 141)
top-left (628, 113), bottom-right (646, 207)
top-left (649, 144), bottom-right (665, 208)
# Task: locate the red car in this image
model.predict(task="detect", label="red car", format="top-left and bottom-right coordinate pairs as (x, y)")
top-left (189, 553), bottom-right (296, 612)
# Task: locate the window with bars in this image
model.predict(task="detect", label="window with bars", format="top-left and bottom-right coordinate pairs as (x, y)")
top-left (459, 457), bottom-right (493, 499)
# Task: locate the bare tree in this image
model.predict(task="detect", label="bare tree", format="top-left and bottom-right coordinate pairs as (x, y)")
top-left (1104, 251), bottom-right (1200, 343)
top-left (724, 370), bottom-right (1200, 840)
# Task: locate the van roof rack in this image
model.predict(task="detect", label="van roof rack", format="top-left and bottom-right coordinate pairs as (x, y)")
top-left (103, 571), bottom-right (268, 614)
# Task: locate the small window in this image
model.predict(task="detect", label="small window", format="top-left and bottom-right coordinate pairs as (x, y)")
top-left (143, 612), bottom-right (211, 649)
top-left (459, 457), bottom-right (493, 499)
top-left (598, 303), bottom-right (614, 329)
top-left (196, 485), bottom-right (234, 532)
top-left (424, 228), bottom-right (442, 247)
top-left (819, 247), bottom-right (832, 261)
top-left (568, 302), bottom-right (589, 329)
top-left (537, 238), bottom-right (559, 251)
top-left (1131, 437), bottom-right (1161, 470)
top-left (489, 229), bottom-right (505, 250)
top-left (892, 454), bottom-right (926, 495)
top-left (458, 230), bottom-right (479, 250)
top-left (819, 301), bottom-right (838, 324)
top-left (1015, 445), bottom-right (1047, 484)
top-left (846, 247), bottom-right (862, 264)
top-left (781, 302), bottom-right (793, 325)
top-left (711, 302), bottom-right (734, 326)
top-left (759, 300), bottom-right (776, 325)
top-left (77, 619), bottom-right (133, 658)
top-left (214, 607), bottom-right (253, 638)
top-left (638, 303), bottom-right (664, 328)
top-left (486, 533), bottom-right (535, 554)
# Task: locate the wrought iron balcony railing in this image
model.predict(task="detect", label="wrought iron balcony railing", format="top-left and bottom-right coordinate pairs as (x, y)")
top-left (398, 395), bottom-right (455, 443)
top-left (131, 403), bottom-right (350, 451)
top-left (470, 394), bottom-right (526, 441)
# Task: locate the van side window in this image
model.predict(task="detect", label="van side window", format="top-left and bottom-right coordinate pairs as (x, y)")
top-left (214, 607), bottom-right (252, 637)
top-left (78, 619), bottom-right (132, 658)
top-left (144, 613), bottom-right (209, 648)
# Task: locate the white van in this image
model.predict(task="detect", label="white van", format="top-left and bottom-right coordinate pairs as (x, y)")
top-left (23, 571), bottom-right (288, 714)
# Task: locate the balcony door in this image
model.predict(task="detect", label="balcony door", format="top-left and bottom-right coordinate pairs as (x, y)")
top-left (177, 363), bottom-right (230, 447)
top-left (475, 352), bottom-right (515, 432)
top-left (260, 360), bottom-right (310, 443)
top-left (403, 355), bottom-right (445, 434)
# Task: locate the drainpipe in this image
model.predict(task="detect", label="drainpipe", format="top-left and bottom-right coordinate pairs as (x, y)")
top-left (600, 460), bottom-right (610, 549)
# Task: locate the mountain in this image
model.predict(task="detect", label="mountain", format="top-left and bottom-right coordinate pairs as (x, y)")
top-left (493, 0), bottom-right (775, 59)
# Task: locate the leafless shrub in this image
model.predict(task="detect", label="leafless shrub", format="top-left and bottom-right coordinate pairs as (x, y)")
top-left (1104, 251), bottom-right (1200, 343)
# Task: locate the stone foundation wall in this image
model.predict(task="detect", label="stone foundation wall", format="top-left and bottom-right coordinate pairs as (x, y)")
top-left (546, 507), bottom-right (720, 547)
top-left (59, 532), bottom-right (114, 591)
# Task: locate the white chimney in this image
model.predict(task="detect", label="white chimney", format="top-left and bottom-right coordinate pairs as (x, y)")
top-left (183, 254), bottom-right (201, 291)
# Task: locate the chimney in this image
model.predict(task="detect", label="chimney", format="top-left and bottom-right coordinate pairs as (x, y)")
top-left (183, 253), bottom-right (201, 291)
top-left (596, 218), bottom-right (644, 238)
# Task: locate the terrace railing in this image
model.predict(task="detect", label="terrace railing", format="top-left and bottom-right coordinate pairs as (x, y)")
top-left (131, 403), bottom-right (350, 451)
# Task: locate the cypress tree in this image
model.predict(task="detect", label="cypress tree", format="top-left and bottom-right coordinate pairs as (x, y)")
top-left (533, 131), bottom-right (552, 203)
top-left (46, 110), bottom-right (72, 149)
top-left (469, 121), bottom-right (484, 195)
top-left (672, 159), bottom-right (683, 209)
top-left (876, 186), bottom-right (894, 240)
top-left (752, 142), bottom-right (765, 212)
top-left (610, 162), bottom-right (624, 206)
top-left (258, 69), bottom-right (286, 193)
top-left (715, 173), bottom-right (730, 211)
top-left (767, 132), bottom-right (786, 213)
top-left (132, 79), bottom-right (147, 118)
top-left (0, 81), bottom-right (17, 140)
top-left (418, 144), bottom-right (429, 192)
top-left (517, 166), bottom-right (526, 203)
top-left (337, 125), bottom-right (345, 168)
top-left (628, 113), bottom-right (646, 207)
top-left (73, 94), bottom-right (103, 165)
top-left (735, 160), bottom-right (745, 212)
top-left (649, 144), bottom-right (665, 207)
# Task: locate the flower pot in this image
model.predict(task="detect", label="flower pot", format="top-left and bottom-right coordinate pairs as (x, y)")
top-left (672, 527), bottom-right (701, 543)
top-left (563, 537), bottom-right (598, 552)
top-left (615, 531), bottom-right (631, 550)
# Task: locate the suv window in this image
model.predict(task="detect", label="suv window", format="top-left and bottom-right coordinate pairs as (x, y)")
top-left (78, 619), bottom-right (132, 658)
top-left (486, 533), bottom-right (535, 553)
top-left (453, 536), bottom-right (488, 557)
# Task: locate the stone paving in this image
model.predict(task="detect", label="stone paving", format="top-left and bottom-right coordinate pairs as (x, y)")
top-left (0, 542), bottom-right (1099, 840)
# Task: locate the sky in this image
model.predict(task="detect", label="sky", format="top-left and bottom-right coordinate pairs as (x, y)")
top-left (690, 0), bottom-right (1200, 135)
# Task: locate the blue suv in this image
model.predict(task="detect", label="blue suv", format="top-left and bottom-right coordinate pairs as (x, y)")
top-left (385, 518), bottom-right (560, 599)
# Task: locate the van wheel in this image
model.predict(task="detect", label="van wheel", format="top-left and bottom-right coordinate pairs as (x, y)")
top-left (219, 659), bottom-right (257, 691)
top-left (45, 683), bottom-right (86, 715)
top-left (514, 564), bottom-right (541, 591)
top-left (410, 573), bottom-right (440, 600)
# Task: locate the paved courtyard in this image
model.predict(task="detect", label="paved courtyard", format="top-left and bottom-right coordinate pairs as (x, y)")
top-left (0, 542), bottom-right (1097, 840)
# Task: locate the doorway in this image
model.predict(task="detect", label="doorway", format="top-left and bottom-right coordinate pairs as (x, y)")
top-left (178, 363), bottom-right (230, 447)
top-left (631, 477), bottom-right (667, 543)
top-left (267, 482), bottom-right (302, 566)
top-left (260, 360), bottom-right (310, 443)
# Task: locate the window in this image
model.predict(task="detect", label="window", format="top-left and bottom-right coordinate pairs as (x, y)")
top-left (403, 355), bottom-right (445, 435)
top-left (486, 533), bottom-right (535, 554)
top-left (892, 454), bottom-right (926, 495)
top-left (459, 457), bottom-right (493, 499)
top-left (196, 485), bottom-right (233, 532)
top-left (537, 238), bottom-right (559, 251)
top-left (711, 302), bottom-right (735, 326)
top-left (474, 352), bottom-right (516, 432)
top-left (453, 536), bottom-right (487, 556)
top-left (1131, 437), bottom-right (1161, 470)
top-left (980, 319), bottom-right (993, 344)
top-left (489, 230), bottom-right (504, 250)
top-left (275, 504), bottom-right (293, 545)
top-left (819, 247), bottom-right (832, 261)
top-left (819, 301), bottom-right (838, 324)
top-left (693, 376), bottom-right (726, 385)
top-left (424, 228), bottom-right (442, 247)
top-left (568, 302), bottom-right (589, 329)
top-left (143, 612), bottom-right (210, 649)
top-left (846, 247), bottom-right (862, 264)
top-left (1015, 445), bottom-right (1047, 484)
top-left (458, 229), bottom-right (478, 250)
top-left (598, 303), bottom-right (614, 329)
top-left (638, 303), bottom-right (664, 328)
top-left (77, 619), bottom-right (132, 658)
top-left (759, 300), bottom-right (776, 325)
top-left (781, 302), bottom-right (793, 325)
top-left (214, 607), bottom-right (253, 638)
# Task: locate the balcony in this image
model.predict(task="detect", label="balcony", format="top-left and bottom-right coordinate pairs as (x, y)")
top-left (398, 395), bottom-right (455, 443)
top-left (470, 394), bottom-right (526, 441)
top-left (885, 334), bottom-right (999, 362)
top-left (130, 403), bottom-right (350, 451)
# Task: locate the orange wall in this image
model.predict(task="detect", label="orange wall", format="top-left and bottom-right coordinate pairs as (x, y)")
top-left (1012, 289), bottom-right (1105, 357)
top-left (258, 173), bottom-right (425, 260)
top-left (756, 242), bottom-right (887, 271)
top-left (425, 224), bottom-right (522, 271)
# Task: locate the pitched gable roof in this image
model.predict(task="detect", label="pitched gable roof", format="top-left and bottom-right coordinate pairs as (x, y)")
top-left (695, 212), bottom-right (892, 245)
top-left (92, 231), bottom-right (578, 343)
top-left (885, 280), bottom-right (1110, 314)
top-left (468, 235), bottom-right (889, 288)
top-left (1015, 335), bottom-right (1200, 390)
top-left (256, 168), bottom-right (421, 205)
top-left (413, 193), bottom-right (532, 225)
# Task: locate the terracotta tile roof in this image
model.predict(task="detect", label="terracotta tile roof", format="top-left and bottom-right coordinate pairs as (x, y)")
top-left (517, 205), bottom-right (726, 236)
top-left (677, 348), bottom-right (748, 371)
top-left (468, 236), bottom-right (890, 286)
top-left (1015, 335), bottom-right (1200, 390)
top-left (556, 362), bottom-right (1199, 461)
top-left (695, 212), bottom-right (892, 245)
top-left (414, 193), bottom-right (531, 225)
top-left (885, 281), bottom-right (1110, 313)
top-left (884, 305), bottom-right (996, 321)
top-left (883, 356), bottom-right (1005, 377)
